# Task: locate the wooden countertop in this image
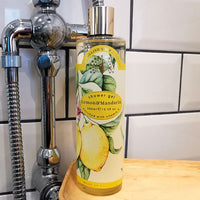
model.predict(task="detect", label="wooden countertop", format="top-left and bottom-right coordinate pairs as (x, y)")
top-left (59, 159), bottom-right (200, 200)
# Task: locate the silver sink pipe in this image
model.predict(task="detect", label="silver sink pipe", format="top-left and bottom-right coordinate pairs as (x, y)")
top-left (1, 19), bottom-right (33, 200)
top-left (1, 0), bottom-right (88, 199)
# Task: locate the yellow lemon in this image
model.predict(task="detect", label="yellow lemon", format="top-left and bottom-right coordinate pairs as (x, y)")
top-left (80, 123), bottom-right (109, 172)
top-left (76, 126), bottom-right (82, 158)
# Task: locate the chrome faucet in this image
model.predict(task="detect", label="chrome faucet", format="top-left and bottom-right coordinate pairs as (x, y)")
top-left (1, 0), bottom-right (88, 199)
top-left (31, 1), bottom-right (66, 199)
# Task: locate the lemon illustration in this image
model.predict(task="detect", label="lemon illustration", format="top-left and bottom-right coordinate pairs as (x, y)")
top-left (76, 126), bottom-right (82, 158)
top-left (80, 123), bottom-right (109, 172)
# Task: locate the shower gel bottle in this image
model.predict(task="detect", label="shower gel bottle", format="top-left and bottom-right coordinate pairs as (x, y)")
top-left (76, 3), bottom-right (126, 195)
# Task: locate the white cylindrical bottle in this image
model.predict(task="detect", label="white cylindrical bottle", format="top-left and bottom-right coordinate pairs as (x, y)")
top-left (76, 4), bottom-right (126, 196)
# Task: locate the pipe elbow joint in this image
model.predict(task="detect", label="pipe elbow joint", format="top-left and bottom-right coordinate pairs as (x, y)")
top-left (1, 19), bottom-right (32, 55)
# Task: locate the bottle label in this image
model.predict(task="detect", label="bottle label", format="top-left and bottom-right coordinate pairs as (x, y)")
top-left (76, 45), bottom-right (125, 189)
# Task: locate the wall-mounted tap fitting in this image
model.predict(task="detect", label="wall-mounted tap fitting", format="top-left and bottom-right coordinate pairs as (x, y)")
top-left (31, 1), bottom-right (65, 50)
top-left (32, 51), bottom-right (62, 200)
top-left (31, 1), bottom-right (65, 199)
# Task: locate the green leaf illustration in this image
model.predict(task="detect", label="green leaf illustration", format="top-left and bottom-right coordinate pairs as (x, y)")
top-left (77, 157), bottom-right (80, 169)
top-left (110, 54), bottom-right (116, 67)
top-left (81, 87), bottom-right (93, 96)
top-left (76, 71), bottom-right (79, 90)
top-left (83, 167), bottom-right (90, 180)
top-left (108, 136), bottom-right (122, 154)
top-left (80, 68), bottom-right (103, 88)
top-left (77, 157), bottom-right (90, 180)
top-left (100, 111), bottom-right (123, 135)
top-left (85, 64), bottom-right (96, 71)
top-left (102, 75), bottom-right (116, 92)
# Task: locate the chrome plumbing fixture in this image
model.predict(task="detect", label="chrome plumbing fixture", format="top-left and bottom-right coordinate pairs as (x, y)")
top-left (1, 19), bottom-right (32, 200)
top-left (32, 51), bottom-right (62, 200)
top-left (1, 0), bottom-right (88, 199)
top-left (31, 0), bottom-right (87, 199)
top-left (92, 0), bottom-right (104, 6)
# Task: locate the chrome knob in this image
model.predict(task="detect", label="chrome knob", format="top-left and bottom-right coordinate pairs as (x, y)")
top-left (31, 13), bottom-right (66, 50)
top-left (44, 185), bottom-right (60, 200)
top-left (32, 0), bottom-right (60, 7)
top-left (40, 183), bottom-right (61, 200)
top-left (38, 56), bottom-right (51, 69)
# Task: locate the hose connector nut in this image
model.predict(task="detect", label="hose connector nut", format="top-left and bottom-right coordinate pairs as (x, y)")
top-left (1, 55), bottom-right (21, 68)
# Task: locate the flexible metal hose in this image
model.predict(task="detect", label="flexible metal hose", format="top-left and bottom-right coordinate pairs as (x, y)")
top-left (6, 69), bottom-right (26, 200)
top-left (92, 0), bottom-right (104, 6)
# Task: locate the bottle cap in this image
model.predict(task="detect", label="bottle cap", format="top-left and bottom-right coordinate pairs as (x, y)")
top-left (88, 6), bottom-right (114, 36)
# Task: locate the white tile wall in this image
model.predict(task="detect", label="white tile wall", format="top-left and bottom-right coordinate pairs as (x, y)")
top-left (0, 0), bottom-right (34, 35)
top-left (0, 124), bottom-right (12, 193)
top-left (180, 54), bottom-right (200, 111)
top-left (126, 52), bottom-right (181, 114)
top-left (128, 113), bottom-right (200, 160)
top-left (104, 0), bottom-right (130, 47)
top-left (132, 0), bottom-right (200, 52)
top-left (1, 0), bottom-right (200, 197)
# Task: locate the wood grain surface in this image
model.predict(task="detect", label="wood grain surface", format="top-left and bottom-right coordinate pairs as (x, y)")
top-left (59, 159), bottom-right (200, 200)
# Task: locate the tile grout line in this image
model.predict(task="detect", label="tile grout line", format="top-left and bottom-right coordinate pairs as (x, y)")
top-left (15, 45), bottom-right (200, 55)
top-left (129, 0), bottom-right (134, 49)
top-left (124, 116), bottom-right (129, 158)
top-left (2, 45), bottom-right (200, 56)
top-left (0, 188), bottom-right (36, 197)
top-left (2, 110), bottom-right (200, 125)
top-left (2, 39), bottom-right (200, 55)
top-left (126, 48), bottom-right (200, 55)
top-left (65, 49), bottom-right (70, 118)
top-left (178, 54), bottom-right (184, 112)
top-left (125, 110), bottom-right (200, 117)
top-left (0, 191), bottom-right (13, 196)
top-left (0, 118), bottom-right (77, 125)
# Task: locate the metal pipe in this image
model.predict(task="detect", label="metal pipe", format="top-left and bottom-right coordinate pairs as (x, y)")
top-left (33, 51), bottom-right (61, 200)
top-left (92, 0), bottom-right (104, 6)
top-left (65, 23), bottom-right (88, 42)
top-left (31, 2), bottom-right (88, 198)
top-left (35, 51), bottom-right (61, 167)
top-left (1, 19), bottom-right (32, 200)
top-left (30, 1), bottom-right (66, 199)
top-left (41, 76), bottom-right (56, 149)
